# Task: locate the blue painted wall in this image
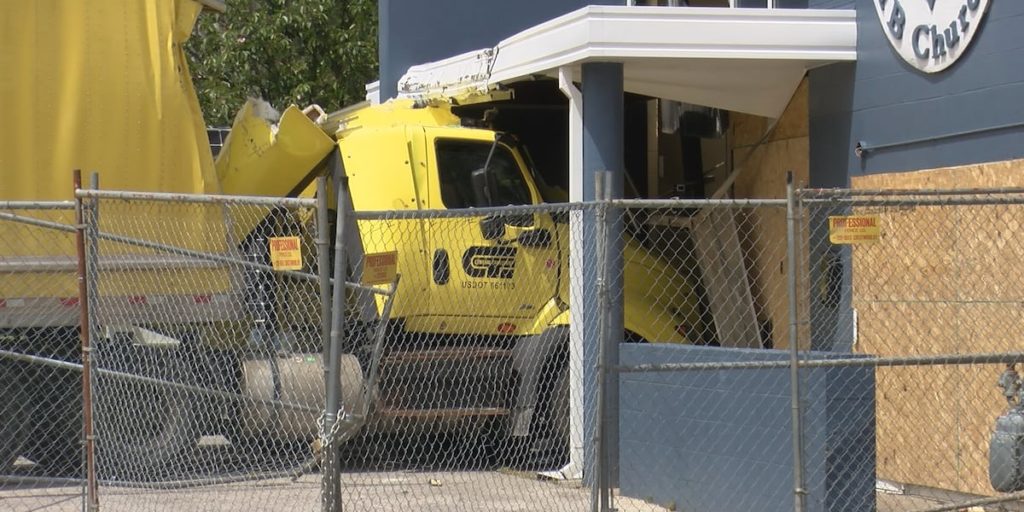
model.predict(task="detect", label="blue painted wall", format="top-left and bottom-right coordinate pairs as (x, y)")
top-left (619, 344), bottom-right (876, 512)
top-left (378, 0), bottom-right (620, 100)
top-left (809, 1), bottom-right (1024, 183)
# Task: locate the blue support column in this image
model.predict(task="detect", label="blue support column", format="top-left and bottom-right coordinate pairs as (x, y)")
top-left (582, 62), bottom-right (624, 487)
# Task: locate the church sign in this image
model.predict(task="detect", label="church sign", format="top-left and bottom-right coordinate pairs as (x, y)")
top-left (874, 0), bottom-right (992, 73)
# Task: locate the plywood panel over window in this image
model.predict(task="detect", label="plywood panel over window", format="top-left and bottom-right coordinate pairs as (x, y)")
top-left (851, 158), bottom-right (1024, 496)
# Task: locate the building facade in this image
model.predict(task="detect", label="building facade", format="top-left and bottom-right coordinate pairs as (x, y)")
top-left (377, 0), bottom-right (1024, 503)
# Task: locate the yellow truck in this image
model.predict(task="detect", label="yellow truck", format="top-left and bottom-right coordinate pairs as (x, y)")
top-left (216, 97), bottom-right (704, 459)
top-left (0, 0), bottom-right (703, 479)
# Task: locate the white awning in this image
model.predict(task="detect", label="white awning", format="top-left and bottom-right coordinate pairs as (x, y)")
top-left (397, 6), bottom-right (856, 118)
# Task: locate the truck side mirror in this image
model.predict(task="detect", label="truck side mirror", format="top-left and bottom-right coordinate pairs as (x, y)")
top-left (471, 168), bottom-right (491, 207)
top-left (479, 215), bottom-right (505, 240)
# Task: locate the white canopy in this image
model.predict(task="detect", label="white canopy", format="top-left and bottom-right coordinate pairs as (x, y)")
top-left (397, 5), bottom-right (857, 118)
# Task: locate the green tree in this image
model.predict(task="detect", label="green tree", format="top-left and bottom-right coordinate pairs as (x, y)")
top-left (186, 0), bottom-right (378, 126)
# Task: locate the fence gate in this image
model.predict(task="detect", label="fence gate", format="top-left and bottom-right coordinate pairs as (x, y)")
top-left (1, 199), bottom-right (86, 510)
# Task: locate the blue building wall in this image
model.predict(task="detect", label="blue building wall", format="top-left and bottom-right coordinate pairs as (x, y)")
top-left (809, 1), bottom-right (1024, 184)
top-left (619, 344), bottom-right (876, 512)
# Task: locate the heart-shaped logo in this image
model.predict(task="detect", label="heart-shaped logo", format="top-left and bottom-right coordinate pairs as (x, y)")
top-left (874, 0), bottom-right (991, 73)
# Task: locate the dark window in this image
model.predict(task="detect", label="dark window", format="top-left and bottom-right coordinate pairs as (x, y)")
top-left (436, 139), bottom-right (533, 208)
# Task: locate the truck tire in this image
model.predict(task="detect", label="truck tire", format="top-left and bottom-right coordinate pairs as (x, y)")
top-left (0, 360), bottom-right (30, 472)
top-left (24, 384), bottom-right (82, 477)
top-left (548, 364), bottom-right (570, 466)
top-left (94, 348), bottom-right (199, 481)
top-left (19, 328), bottom-right (85, 476)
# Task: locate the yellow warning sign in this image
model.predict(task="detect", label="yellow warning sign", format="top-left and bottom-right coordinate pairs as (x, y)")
top-left (829, 215), bottom-right (881, 244)
top-left (363, 251), bottom-right (398, 285)
top-left (269, 236), bottom-right (303, 270)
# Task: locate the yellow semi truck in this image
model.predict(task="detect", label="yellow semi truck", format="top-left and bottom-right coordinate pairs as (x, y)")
top-left (215, 97), bottom-right (704, 459)
top-left (0, 0), bottom-right (703, 479)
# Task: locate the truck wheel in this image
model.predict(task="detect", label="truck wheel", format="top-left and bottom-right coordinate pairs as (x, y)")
top-left (94, 351), bottom-right (199, 480)
top-left (18, 328), bottom-right (84, 476)
top-left (24, 383), bottom-right (82, 477)
top-left (548, 365), bottom-right (570, 466)
top-left (0, 360), bottom-right (30, 472)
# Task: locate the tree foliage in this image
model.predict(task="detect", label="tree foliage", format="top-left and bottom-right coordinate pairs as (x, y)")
top-left (186, 0), bottom-right (378, 126)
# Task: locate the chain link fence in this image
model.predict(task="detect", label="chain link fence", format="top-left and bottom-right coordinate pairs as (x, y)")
top-left (797, 188), bottom-right (1024, 512)
top-left (1, 200), bottom-right (87, 511)
top-left (84, 190), bottom-right (336, 511)
top-left (337, 202), bottom-right (600, 511)
top-left (9, 181), bottom-right (1024, 511)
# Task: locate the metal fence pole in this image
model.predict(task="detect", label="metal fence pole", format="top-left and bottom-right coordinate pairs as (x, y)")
top-left (73, 170), bottom-right (99, 511)
top-left (786, 171), bottom-right (807, 512)
top-left (323, 161), bottom-right (348, 512)
top-left (591, 175), bottom-right (609, 512)
top-left (316, 177), bottom-right (333, 377)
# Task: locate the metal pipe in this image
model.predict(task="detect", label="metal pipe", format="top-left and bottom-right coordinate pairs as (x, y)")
top-left (316, 176), bottom-right (333, 393)
top-left (613, 198), bottom-right (782, 208)
top-left (855, 120), bottom-right (1024, 157)
top-left (591, 181), bottom-right (608, 512)
top-left (0, 254), bottom-right (225, 273)
top-left (602, 170), bottom-right (622, 512)
top-left (76, 189), bottom-right (316, 208)
top-left (800, 197), bottom-right (1024, 207)
top-left (786, 171), bottom-right (806, 512)
top-left (0, 349), bottom-right (319, 413)
top-left (350, 199), bottom-right (786, 220)
top-left (800, 187), bottom-right (1024, 198)
top-left (0, 466), bottom-right (320, 490)
top-left (362, 274), bottom-right (402, 416)
top-left (87, 172), bottom-right (103, 494)
top-left (352, 202), bottom-right (590, 220)
top-left (84, 224), bottom-right (391, 296)
top-left (73, 170), bottom-right (99, 512)
top-left (95, 467), bottom-right (317, 490)
top-left (0, 201), bottom-right (76, 209)
top-left (0, 211), bottom-right (78, 233)
top-left (615, 352), bottom-right (1024, 372)
top-left (91, 228), bottom-right (319, 284)
top-left (324, 164), bottom-right (349, 512)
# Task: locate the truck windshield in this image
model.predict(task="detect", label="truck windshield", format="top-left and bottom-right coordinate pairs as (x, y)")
top-left (436, 139), bottom-right (533, 208)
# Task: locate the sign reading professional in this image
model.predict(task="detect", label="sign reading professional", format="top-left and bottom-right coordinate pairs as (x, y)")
top-left (875, 0), bottom-right (991, 73)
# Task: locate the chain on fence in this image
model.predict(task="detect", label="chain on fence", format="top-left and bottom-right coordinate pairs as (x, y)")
top-left (1, 201), bottom-right (87, 511)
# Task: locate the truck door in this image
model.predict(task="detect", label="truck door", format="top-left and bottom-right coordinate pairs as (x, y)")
top-left (421, 132), bottom-right (561, 335)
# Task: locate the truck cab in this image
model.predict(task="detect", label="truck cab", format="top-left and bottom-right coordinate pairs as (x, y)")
top-left (215, 97), bottom-right (702, 461)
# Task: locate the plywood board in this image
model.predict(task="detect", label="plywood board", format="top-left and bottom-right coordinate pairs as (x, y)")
top-left (850, 159), bottom-right (1024, 496)
top-left (876, 365), bottom-right (963, 490)
top-left (731, 79), bottom-right (808, 149)
top-left (691, 208), bottom-right (761, 348)
top-left (847, 204), bottom-right (958, 303)
top-left (733, 137), bottom-right (810, 348)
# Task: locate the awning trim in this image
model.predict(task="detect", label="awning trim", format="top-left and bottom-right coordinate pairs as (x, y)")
top-left (398, 5), bottom-right (856, 118)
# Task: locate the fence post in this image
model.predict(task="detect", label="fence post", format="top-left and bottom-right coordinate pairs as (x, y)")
top-left (323, 159), bottom-right (348, 512)
top-left (73, 170), bottom-right (99, 511)
top-left (590, 170), bottom-right (620, 512)
top-left (591, 173), bottom-right (607, 512)
top-left (786, 171), bottom-right (807, 512)
top-left (316, 176), bottom-right (332, 377)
